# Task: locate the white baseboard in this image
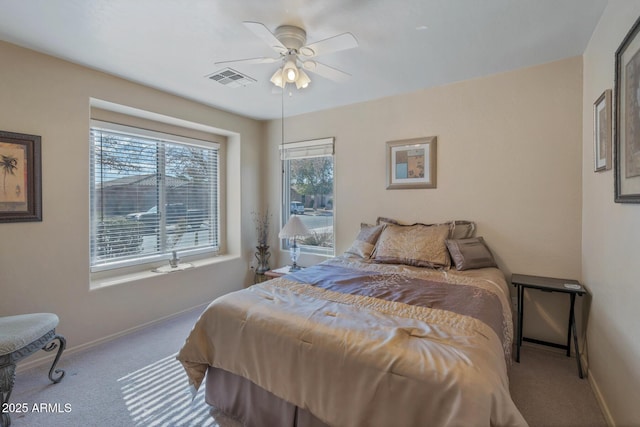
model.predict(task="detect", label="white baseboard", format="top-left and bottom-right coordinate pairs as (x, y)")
top-left (581, 353), bottom-right (615, 427)
top-left (15, 303), bottom-right (208, 374)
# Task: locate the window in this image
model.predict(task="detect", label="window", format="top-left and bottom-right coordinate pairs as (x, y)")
top-left (281, 138), bottom-right (335, 257)
top-left (90, 121), bottom-right (219, 271)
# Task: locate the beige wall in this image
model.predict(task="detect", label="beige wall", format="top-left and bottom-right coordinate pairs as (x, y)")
top-left (266, 57), bottom-right (584, 343)
top-left (0, 41), bottom-right (263, 354)
top-left (583, 3), bottom-right (640, 426)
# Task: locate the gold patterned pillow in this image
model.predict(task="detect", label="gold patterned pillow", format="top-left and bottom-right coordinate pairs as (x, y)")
top-left (376, 217), bottom-right (476, 239)
top-left (345, 223), bottom-right (386, 259)
top-left (373, 223), bottom-right (451, 268)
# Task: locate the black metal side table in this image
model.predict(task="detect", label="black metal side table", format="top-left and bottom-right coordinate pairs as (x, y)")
top-left (511, 273), bottom-right (585, 378)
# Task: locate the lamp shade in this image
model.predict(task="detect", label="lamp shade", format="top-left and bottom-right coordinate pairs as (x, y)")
top-left (282, 56), bottom-right (299, 83)
top-left (278, 215), bottom-right (311, 239)
top-left (295, 68), bottom-right (311, 89)
top-left (270, 68), bottom-right (285, 88)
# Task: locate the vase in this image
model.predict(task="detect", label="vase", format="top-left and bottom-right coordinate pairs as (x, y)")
top-left (255, 245), bottom-right (271, 275)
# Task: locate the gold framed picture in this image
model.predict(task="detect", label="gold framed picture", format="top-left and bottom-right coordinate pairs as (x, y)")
top-left (386, 137), bottom-right (436, 190)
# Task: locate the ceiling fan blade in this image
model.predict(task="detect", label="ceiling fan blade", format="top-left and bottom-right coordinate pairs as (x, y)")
top-left (302, 61), bottom-right (351, 82)
top-left (300, 33), bottom-right (358, 57)
top-left (215, 56), bottom-right (281, 66)
top-left (243, 21), bottom-right (288, 54)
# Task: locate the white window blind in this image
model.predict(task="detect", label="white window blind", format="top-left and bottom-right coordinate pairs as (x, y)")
top-left (89, 120), bottom-right (219, 271)
top-left (280, 137), bottom-right (334, 160)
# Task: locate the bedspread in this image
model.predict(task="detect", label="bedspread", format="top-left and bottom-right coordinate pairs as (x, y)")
top-left (177, 258), bottom-right (527, 427)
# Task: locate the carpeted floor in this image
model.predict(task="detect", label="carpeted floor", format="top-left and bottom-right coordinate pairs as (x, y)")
top-left (509, 345), bottom-right (607, 427)
top-left (8, 306), bottom-right (606, 427)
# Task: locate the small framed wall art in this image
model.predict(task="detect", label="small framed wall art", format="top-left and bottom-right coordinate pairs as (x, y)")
top-left (386, 136), bottom-right (437, 190)
top-left (614, 16), bottom-right (640, 202)
top-left (0, 130), bottom-right (42, 222)
top-left (594, 89), bottom-right (612, 172)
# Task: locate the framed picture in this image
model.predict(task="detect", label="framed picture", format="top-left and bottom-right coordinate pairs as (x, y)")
top-left (386, 137), bottom-right (436, 190)
top-left (594, 89), bottom-right (612, 172)
top-left (0, 130), bottom-right (42, 222)
top-left (614, 16), bottom-right (640, 202)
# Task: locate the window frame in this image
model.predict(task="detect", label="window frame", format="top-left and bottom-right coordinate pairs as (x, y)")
top-left (280, 137), bottom-right (335, 257)
top-left (89, 120), bottom-right (221, 272)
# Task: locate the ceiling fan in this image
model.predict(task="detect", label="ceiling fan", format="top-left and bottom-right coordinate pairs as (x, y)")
top-left (215, 21), bottom-right (358, 89)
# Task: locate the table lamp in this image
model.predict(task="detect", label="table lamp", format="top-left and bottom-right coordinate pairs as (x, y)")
top-left (278, 215), bottom-right (311, 271)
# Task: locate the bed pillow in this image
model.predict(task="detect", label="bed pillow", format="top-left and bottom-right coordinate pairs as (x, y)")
top-left (449, 220), bottom-right (476, 239)
top-left (445, 237), bottom-right (497, 271)
top-left (376, 216), bottom-right (401, 226)
top-left (344, 223), bottom-right (386, 259)
top-left (376, 217), bottom-right (476, 239)
top-left (373, 223), bottom-right (451, 268)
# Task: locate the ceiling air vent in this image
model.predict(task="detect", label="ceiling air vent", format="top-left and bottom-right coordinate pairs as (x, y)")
top-left (206, 68), bottom-right (256, 88)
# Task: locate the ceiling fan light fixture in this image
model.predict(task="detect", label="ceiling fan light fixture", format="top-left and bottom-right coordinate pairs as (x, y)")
top-left (283, 56), bottom-right (298, 83)
top-left (295, 69), bottom-right (311, 89)
top-left (270, 68), bottom-right (285, 88)
top-left (286, 67), bottom-right (297, 82)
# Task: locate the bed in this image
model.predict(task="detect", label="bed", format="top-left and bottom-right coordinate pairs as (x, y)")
top-left (178, 220), bottom-right (528, 427)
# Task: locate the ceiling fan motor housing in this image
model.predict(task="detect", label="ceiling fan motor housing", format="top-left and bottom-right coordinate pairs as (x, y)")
top-left (275, 25), bottom-right (307, 52)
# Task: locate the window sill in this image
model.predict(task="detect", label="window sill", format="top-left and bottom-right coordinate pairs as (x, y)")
top-left (90, 253), bottom-right (239, 290)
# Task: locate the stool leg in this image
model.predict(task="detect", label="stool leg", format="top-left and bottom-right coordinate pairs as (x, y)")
top-left (0, 361), bottom-right (16, 427)
top-left (42, 335), bottom-right (66, 384)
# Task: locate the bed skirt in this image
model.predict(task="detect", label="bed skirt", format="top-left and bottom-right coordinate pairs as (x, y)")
top-left (206, 366), bottom-right (330, 427)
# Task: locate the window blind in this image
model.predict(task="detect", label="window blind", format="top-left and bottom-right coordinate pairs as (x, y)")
top-left (89, 120), bottom-right (219, 271)
top-left (280, 137), bottom-right (334, 160)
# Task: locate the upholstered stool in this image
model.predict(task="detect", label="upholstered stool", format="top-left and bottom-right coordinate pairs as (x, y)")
top-left (0, 313), bottom-right (66, 427)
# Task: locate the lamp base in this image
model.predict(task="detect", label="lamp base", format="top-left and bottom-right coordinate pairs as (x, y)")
top-left (288, 244), bottom-right (301, 272)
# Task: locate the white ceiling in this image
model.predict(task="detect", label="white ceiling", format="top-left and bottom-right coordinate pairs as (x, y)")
top-left (0, 0), bottom-right (607, 120)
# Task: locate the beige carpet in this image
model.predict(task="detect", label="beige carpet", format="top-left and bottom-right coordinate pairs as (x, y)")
top-left (509, 344), bottom-right (607, 427)
top-left (8, 306), bottom-right (606, 426)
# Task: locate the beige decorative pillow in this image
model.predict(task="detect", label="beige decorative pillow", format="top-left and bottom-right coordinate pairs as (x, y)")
top-left (376, 217), bottom-right (476, 240)
top-left (345, 223), bottom-right (386, 259)
top-left (446, 237), bottom-right (497, 271)
top-left (373, 223), bottom-right (451, 268)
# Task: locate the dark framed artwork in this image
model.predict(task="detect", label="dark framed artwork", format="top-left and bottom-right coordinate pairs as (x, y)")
top-left (614, 16), bottom-right (640, 202)
top-left (386, 137), bottom-right (437, 189)
top-left (594, 89), bottom-right (612, 172)
top-left (0, 130), bottom-right (42, 222)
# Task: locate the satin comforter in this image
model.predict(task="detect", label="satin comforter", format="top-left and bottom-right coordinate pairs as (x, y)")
top-left (177, 257), bottom-right (527, 427)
